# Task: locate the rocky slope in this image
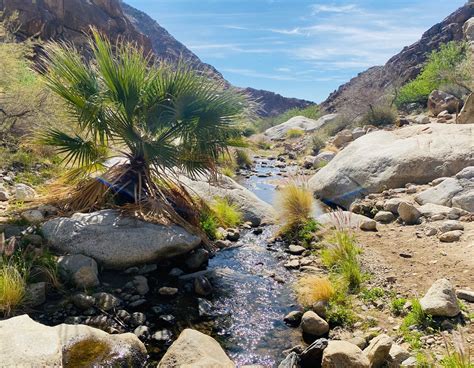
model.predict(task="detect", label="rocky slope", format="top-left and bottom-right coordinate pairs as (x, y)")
top-left (321, 2), bottom-right (474, 113)
top-left (0, 0), bottom-right (313, 116)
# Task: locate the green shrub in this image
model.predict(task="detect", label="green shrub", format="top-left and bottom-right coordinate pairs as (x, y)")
top-left (253, 104), bottom-right (320, 133)
top-left (0, 264), bottom-right (27, 317)
top-left (242, 125), bottom-right (257, 137)
top-left (360, 287), bottom-right (385, 303)
top-left (322, 230), bottom-right (362, 292)
top-left (396, 41), bottom-right (468, 107)
top-left (286, 128), bottom-right (304, 139)
top-left (255, 139), bottom-right (271, 150)
top-left (200, 211), bottom-right (218, 240)
top-left (310, 135), bottom-right (325, 154)
top-left (211, 197), bottom-right (243, 228)
top-left (391, 297), bottom-right (407, 316)
top-left (235, 149), bottom-right (252, 168)
top-left (361, 106), bottom-right (397, 127)
top-left (400, 299), bottom-right (434, 349)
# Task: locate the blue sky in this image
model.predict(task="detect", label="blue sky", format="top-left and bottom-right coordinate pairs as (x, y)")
top-left (126, 0), bottom-right (466, 102)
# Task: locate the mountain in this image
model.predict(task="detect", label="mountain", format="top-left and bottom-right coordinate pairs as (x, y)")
top-left (0, 0), bottom-right (314, 117)
top-left (321, 2), bottom-right (474, 112)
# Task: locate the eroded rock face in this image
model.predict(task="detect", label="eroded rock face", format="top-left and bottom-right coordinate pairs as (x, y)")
top-left (157, 328), bottom-right (235, 367)
top-left (0, 315), bottom-right (146, 367)
top-left (309, 124), bottom-right (474, 208)
top-left (42, 210), bottom-right (201, 269)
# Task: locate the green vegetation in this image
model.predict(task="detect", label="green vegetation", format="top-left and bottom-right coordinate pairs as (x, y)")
top-left (0, 264), bottom-right (26, 317)
top-left (253, 104), bottom-right (320, 133)
top-left (37, 30), bottom-right (249, 228)
top-left (361, 105), bottom-right (398, 127)
top-left (210, 197), bottom-right (243, 228)
top-left (360, 287), bottom-right (385, 303)
top-left (199, 211), bottom-right (219, 240)
top-left (277, 183), bottom-right (318, 245)
top-left (310, 135), bottom-right (325, 155)
top-left (235, 149), bottom-right (252, 168)
top-left (286, 128), bottom-right (305, 139)
top-left (441, 354), bottom-right (473, 368)
top-left (325, 280), bottom-right (357, 327)
top-left (396, 41), bottom-right (470, 107)
top-left (391, 297), bottom-right (407, 316)
top-left (400, 299), bottom-right (434, 349)
top-left (321, 230), bottom-right (363, 292)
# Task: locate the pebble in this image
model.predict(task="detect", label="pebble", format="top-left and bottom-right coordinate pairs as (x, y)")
top-left (152, 329), bottom-right (173, 343)
top-left (158, 287), bottom-right (178, 296)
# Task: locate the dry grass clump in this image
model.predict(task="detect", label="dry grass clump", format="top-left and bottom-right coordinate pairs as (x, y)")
top-left (286, 128), bottom-right (305, 138)
top-left (295, 276), bottom-right (334, 307)
top-left (277, 182), bottom-right (313, 229)
top-left (211, 197), bottom-right (243, 228)
top-left (0, 264), bottom-right (27, 317)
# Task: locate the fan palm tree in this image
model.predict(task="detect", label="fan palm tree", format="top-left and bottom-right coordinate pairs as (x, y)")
top-left (39, 29), bottom-right (250, 223)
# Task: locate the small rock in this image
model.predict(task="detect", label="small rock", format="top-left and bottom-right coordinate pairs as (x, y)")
top-left (159, 314), bottom-right (176, 326)
top-left (116, 309), bottom-right (131, 323)
top-left (132, 276), bottom-right (149, 296)
top-left (25, 282), bottom-right (46, 307)
top-left (278, 352), bottom-right (300, 368)
top-left (284, 310), bottom-right (303, 326)
top-left (388, 344), bottom-right (411, 367)
top-left (93, 292), bottom-right (121, 311)
top-left (401, 357), bottom-right (417, 367)
top-left (21, 210), bottom-right (44, 224)
top-left (158, 287), bottom-right (178, 296)
top-left (360, 219), bottom-right (377, 232)
top-left (197, 298), bottom-right (214, 319)
top-left (14, 184), bottom-right (36, 201)
top-left (439, 230), bottom-right (463, 243)
top-left (152, 329), bottom-right (172, 343)
top-left (288, 244), bottom-right (306, 255)
top-left (0, 186), bottom-right (9, 201)
top-left (184, 249), bottom-right (209, 271)
top-left (71, 292), bottom-right (95, 310)
top-left (455, 289), bottom-right (474, 303)
top-left (383, 198), bottom-right (403, 214)
top-left (425, 227), bottom-right (437, 237)
top-left (57, 254), bottom-right (100, 289)
top-left (284, 260), bottom-right (300, 269)
top-left (134, 325), bottom-right (150, 340)
top-left (312, 300), bottom-right (329, 319)
top-left (301, 311), bottom-right (329, 337)
top-left (168, 268), bottom-right (184, 277)
top-left (226, 229), bottom-right (240, 242)
top-left (194, 275), bottom-right (213, 296)
top-left (439, 220), bottom-right (464, 234)
top-left (300, 338), bottom-right (329, 367)
top-left (374, 211), bottom-right (395, 224)
top-left (397, 202), bottom-right (420, 225)
top-left (322, 340), bottom-right (370, 367)
top-left (363, 334), bottom-right (392, 368)
top-left (130, 312), bottom-right (146, 327)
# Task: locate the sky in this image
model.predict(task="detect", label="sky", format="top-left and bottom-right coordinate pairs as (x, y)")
top-left (126, 0), bottom-right (466, 102)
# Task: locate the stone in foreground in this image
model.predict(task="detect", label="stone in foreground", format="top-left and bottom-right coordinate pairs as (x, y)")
top-left (420, 278), bottom-right (460, 317)
top-left (301, 311), bottom-right (329, 337)
top-left (157, 328), bottom-right (234, 367)
top-left (0, 314), bottom-right (146, 367)
top-left (322, 340), bottom-right (370, 368)
top-left (42, 210), bottom-right (201, 269)
top-left (363, 334), bottom-right (392, 368)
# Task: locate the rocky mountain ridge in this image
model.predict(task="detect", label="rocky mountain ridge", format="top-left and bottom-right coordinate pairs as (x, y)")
top-left (321, 2), bottom-right (474, 112)
top-left (0, 0), bottom-right (314, 116)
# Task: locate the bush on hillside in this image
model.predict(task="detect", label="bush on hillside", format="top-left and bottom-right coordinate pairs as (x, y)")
top-left (361, 105), bottom-right (397, 127)
top-left (396, 41), bottom-right (470, 107)
top-left (286, 128), bottom-right (304, 139)
top-left (310, 135), bottom-right (325, 154)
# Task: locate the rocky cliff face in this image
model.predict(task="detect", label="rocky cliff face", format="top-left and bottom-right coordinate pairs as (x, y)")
top-left (0, 0), bottom-right (314, 117)
top-left (321, 3), bottom-right (474, 113)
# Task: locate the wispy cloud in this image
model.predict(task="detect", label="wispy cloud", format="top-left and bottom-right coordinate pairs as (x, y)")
top-left (311, 3), bottom-right (358, 14)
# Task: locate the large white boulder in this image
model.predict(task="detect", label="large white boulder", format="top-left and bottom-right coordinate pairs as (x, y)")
top-left (0, 315), bottom-right (146, 367)
top-left (264, 114), bottom-right (338, 140)
top-left (180, 174), bottom-right (276, 226)
top-left (158, 328), bottom-right (234, 368)
top-left (309, 124), bottom-right (474, 208)
top-left (42, 210), bottom-right (201, 269)
top-left (415, 178), bottom-right (463, 207)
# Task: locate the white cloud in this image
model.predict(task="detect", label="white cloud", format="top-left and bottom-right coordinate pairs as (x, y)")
top-left (311, 4), bottom-right (358, 14)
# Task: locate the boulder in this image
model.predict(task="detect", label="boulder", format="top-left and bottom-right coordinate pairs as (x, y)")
top-left (322, 340), bottom-right (370, 368)
top-left (458, 93), bottom-right (474, 124)
top-left (455, 166), bottom-right (474, 180)
top-left (309, 124), bottom-right (474, 208)
top-left (420, 278), bottom-right (460, 317)
top-left (301, 311), bottom-right (329, 337)
top-left (374, 211), bottom-right (395, 224)
top-left (300, 338), bottom-right (329, 367)
top-left (57, 254), bottom-right (100, 288)
top-left (397, 202), bottom-right (421, 225)
top-left (439, 220), bottom-right (464, 233)
top-left (464, 17), bottom-right (474, 42)
top-left (21, 209), bottom-right (44, 223)
top-left (264, 114), bottom-right (338, 140)
top-left (415, 178), bottom-right (463, 207)
top-left (363, 334), bottom-right (392, 368)
top-left (333, 129), bottom-right (353, 148)
top-left (42, 210), bottom-right (201, 269)
top-left (452, 188), bottom-right (474, 213)
top-left (427, 90), bottom-right (462, 116)
top-left (0, 315), bottom-right (146, 367)
top-left (439, 230), bottom-right (463, 242)
top-left (387, 344), bottom-right (411, 367)
top-left (383, 198), bottom-right (404, 214)
top-left (158, 328), bottom-right (234, 367)
top-left (14, 183), bottom-right (36, 201)
top-left (180, 174), bottom-right (276, 226)
top-left (417, 203), bottom-right (462, 219)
